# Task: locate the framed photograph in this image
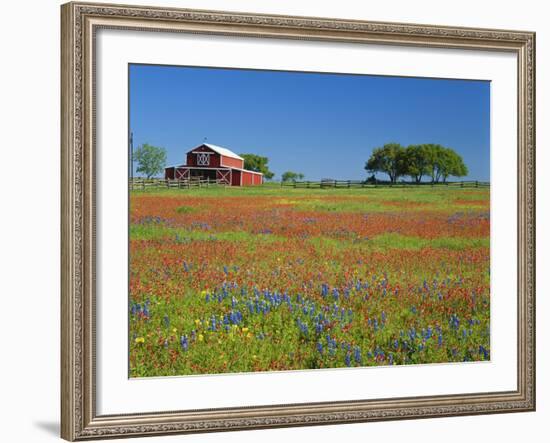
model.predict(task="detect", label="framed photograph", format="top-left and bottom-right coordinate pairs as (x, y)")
top-left (61, 1), bottom-right (535, 440)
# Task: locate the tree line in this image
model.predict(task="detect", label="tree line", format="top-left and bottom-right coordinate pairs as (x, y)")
top-left (131, 142), bottom-right (468, 184)
top-left (365, 143), bottom-right (468, 184)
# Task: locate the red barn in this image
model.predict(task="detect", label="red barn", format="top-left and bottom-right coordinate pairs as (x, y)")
top-left (165, 143), bottom-right (263, 186)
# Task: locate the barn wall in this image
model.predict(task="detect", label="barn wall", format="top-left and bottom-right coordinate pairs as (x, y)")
top-left (241, 171), bottom-right (254, 186)
top-left (240, 171), bottom-right (263, 186)
top-left (221, 156), bottom-right (244, 169)
top-left (231, 170), bottom-right (242, 186)
top-left (186, 146), bottom-right (221, 167)
top-left (164, 167), bottom-right (175, 180)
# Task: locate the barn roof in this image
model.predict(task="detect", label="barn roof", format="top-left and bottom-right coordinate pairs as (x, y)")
top-left (193, 143), bottom-right (244, 161)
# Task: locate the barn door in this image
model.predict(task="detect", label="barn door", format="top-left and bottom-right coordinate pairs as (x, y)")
top-left (216, 169), bottom-right (231, 185)
top-left (175, 168), bottom-right (190, 180)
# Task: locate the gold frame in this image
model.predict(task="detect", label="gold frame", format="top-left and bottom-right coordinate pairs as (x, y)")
top-left (61, 2), bottom-right (536, 440)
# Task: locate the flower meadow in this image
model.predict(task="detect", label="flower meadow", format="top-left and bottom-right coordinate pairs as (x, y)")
top-left (129, 186), bottom-right (490, 377)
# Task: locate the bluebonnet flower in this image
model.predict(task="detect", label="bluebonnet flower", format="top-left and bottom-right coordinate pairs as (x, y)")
top-left (449, 313), bottom-right (460, 330)
top-left (479, 345), bottom-right (489, 360)
top-left (316, 342), bottom-right (323, 355)
top-left (163, 315), bottom-right (170, 329)
top-left (180, 335), bottom-right (188, 351)
top-left (354, 347), bottom-right (361, 364)
top-left (345, 353), bottom-right (351, 367)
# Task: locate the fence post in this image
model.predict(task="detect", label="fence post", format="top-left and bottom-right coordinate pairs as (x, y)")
top-left (475, 180), bottom-right (478, 188)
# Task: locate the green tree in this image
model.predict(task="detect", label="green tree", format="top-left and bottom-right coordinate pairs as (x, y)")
top-left (424, 144), bottom-right (446, 183)
top-left (133, 143), bottom-right (167, 179)
top-left (405, 144), bottom-right (430, 183)
top-left (240, 154), bottom-right (275, 180)
top-left (281, 171), bottom-right (305, 182)
top-left (365, 143), bottom-right (407, 183)
top-left (423, 144), bottom-right (468, 183)
top-left (440, 148), bottom-right (468, 182)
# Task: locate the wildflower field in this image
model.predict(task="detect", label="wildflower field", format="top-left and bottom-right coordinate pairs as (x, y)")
top-left (129, 185), bottom-right (490, 377)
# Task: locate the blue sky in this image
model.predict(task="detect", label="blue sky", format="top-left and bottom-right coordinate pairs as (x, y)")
top-left (129, 64), bottom-right (490, 181)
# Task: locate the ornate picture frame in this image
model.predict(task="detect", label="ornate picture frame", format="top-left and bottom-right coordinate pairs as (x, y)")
top-left (61, 1), bottom-right (535, 440)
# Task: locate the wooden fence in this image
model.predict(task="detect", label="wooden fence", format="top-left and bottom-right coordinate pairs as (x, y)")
top-left (130, 177), bottom-right (225, 190)
top-left (281, 179), bottom-right (490, 189)
top-left (130, 178), bottom-right (490, 191)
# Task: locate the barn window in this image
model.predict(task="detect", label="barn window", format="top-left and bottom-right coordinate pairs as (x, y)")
top-left (197, 153), bottom-right (210, 165)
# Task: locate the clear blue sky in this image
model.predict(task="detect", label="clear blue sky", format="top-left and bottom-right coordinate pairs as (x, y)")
top-left (129, 64), bottom-right (490, 181)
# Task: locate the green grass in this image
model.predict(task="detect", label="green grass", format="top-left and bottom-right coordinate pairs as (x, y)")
top-left (175, 205), bottom-right (196, 214)
top-left (132, 182), bottom-right (488, 199)
top-left (130, 223), bottom-right (286, 244)
top-left (131, 223), bottom-right (487, 252)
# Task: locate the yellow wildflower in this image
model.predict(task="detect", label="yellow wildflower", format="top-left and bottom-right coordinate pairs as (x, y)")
top-left (135, 337), bottom-right (145, 344)
top-left (242, 327), bottom-right (249, 333)
top-left (198, 334), bottom-right (204, 342)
